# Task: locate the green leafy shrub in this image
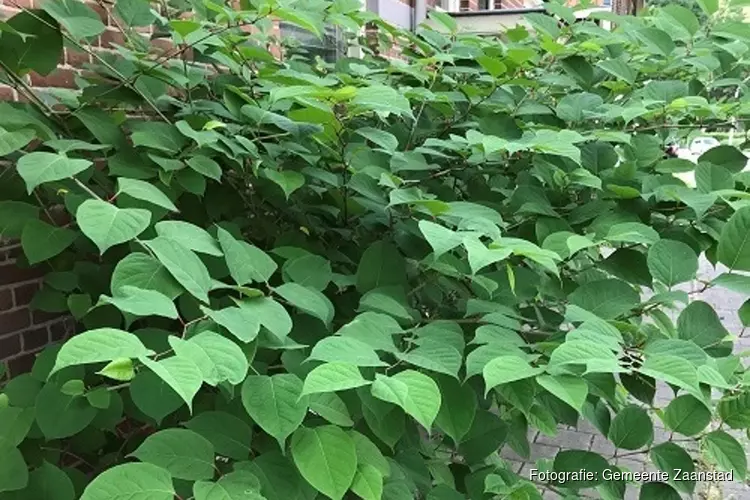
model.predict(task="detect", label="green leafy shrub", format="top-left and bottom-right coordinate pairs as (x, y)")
top-left (1, 0), bottom-right (750, 498)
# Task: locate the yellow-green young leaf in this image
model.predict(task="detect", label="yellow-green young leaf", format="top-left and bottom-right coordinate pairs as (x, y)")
top-left (291, 426), bottom-right (357, 500)
top-left (193, 470), bottom-right (265, 500)
top-left (20, 219), bottom-right (77, 265)
top-left (536, 374), bottom-right (588, 412)
top-left (264, 169), bottom-right (305, 199)
top-left (169, 332), bottom-right (248, 386)
top-left (241, 374), bottom-right (308, 449)
top-left (350, 464), bottom-right (383, 500)
top-left (301, 362), bottom-right (370, 397)
top-left (130, 429), bottom-right (215, 481)
top-left (371, 370), bottom-right (441, 430)
top-left (97, 358), bottom-right (135, 381)
top-left (482, 356), bottom-right (544, 395)
top-left (139, 356), bottom-right (204, 410)
top-left (100, 286), bottom-right (178, 319)
top-left (0, 128), bottom-right (34, 156)
top-left (51, 328), bottom-right (151, 374)
top-left (77, 200), bottom-right (151, 254)
top-left (80, 463), bottom-right (175, 500)
top-left (608, 405), bottom-right (653, 450)
top-left (17, 152), bottom-right (92, 193)
top-left (703, 430), bottom-right (747, 479)
top-left (154, 221), bottom-right (222, 256)
top-left (185, 411), bottom-right (253, 462)
top-left (144, 237), bottom-right (212, 304)
top-left (217, 227), bottom-right (278, 285)
top-left (117, 178), bottom-right (178, 212)
top-left (0, 443), bottom-right (28, 493)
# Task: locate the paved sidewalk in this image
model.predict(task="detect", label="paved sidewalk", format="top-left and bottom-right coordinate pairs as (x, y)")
top-left (502, 260), bottom-right (750, 499)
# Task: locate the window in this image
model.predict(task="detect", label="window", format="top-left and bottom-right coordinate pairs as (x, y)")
top-left (279, 23), bottom-right (347, 63)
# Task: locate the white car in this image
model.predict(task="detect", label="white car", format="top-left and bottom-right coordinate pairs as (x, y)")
top-left (688, 136), bottom-right (720, 156)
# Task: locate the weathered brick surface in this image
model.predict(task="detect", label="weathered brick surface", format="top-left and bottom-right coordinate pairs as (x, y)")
top-left (0, 240), bottom-right (74, 377)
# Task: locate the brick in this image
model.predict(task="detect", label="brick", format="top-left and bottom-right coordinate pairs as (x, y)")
top-left (0, 289), bottom-right (12, 311)
top-left (0, 309), bottom-right (30, 336)
top-left (13, 282), bottom-right (39, 307)
top-left (65, 49), bottom-right (91, 68)
top-left (32, 309), bottom-right (60, 325)
top-left (7, 352), bottom-right (36, 376)
top-left (0, 334), bottom-right (22, 359)
top-left (99, 28), bottom-right (126, 49)
top-left (30, 69), bottom-right (79, 89)
top-left (49, 319), bottom-right (71, 342)
top-left (0, 263), bottom-right (44, 286)
top-left (22, 327), bottom-right (49, 351)
top-left (0, 85), bottom-right (15, 101)
top-left (86, 1), bottom-right (109, 23)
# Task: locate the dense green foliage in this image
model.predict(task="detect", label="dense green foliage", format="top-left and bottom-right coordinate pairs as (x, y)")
top-left (1, 0), bottom-right (750, 498)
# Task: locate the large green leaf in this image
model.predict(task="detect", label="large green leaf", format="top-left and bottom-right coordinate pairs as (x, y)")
top-left (352, 85), bottom-right (413, 118)
top-left (185, 411), bottom-right (253, 461)
top-left (201, 305), bottom-right (260, 343)
top-left (0, 11), bottom-right (63, 76)
top-left (356, 241), bottom-right (407, 294)
top-left (145, 237), bottom-right (212, 304)
top-left (291, 426), bottom-right (357, 500)
top-left (0, 127), bottom-right (34, 156)
top-left (301, 362), bottom-right (370, 397)
top-left (193, 471), bottom-right (264, 500)
top-left (118, 178), bottom-right (178, 212)
top-left (21, 219), bottom-right (77, 264)
top-left (274, 282), bottom-right (334, 326)
top-left (647, 239), bottom-right (698, 287)
top-left (131, 429), bottom-right (215, 481)
top-left (371, 370), bottom-right (441, 430)
top-left (536, 374), bottom-right (588, 412)
top-left (100, 286), bottom-right (178, 319)
top-left (608, 405), bottom-right (653, 450)
top-left (52, 328), bottom-right (151, 374)
top-left (0, 407), bottom-right (35, 448)
top-left (218, 227), bottom-right (278, 285)
top-left (717, 206), bottom-right (750, 271)
top-left (240, 374), bottom-right (308, 448)
top-left (169, 332), bottom-right (248, 386)
top-left (650, 442), bottom-right (695, 494)
top-left (662, 394), bottom-right (711, 436)
top-left (0, 444), bottom-right (28, 493)
top-left (17, 152), bottom-right (92, 193)
top-left (483, 356), bottom-right (544, 394)
top-left (139, 356), bottom-right (204, 410)
top-left (703, 430), bottom-right (747, 479)
top-left (308, 336), bottom-right (387, 367)
top-left (42, 0), bottom-right (105, 40)
top-left (434, 376), bottom-right (477, 445)
top-left (77, 200), bottom-right (151, 254)
top-left (552, 450), bottom-right (608, 489)
top-left (80, 463), bottom-right (175, 500)
top-left (35, 383), bottom-right (97, 439)
top-left (569, 279), bottom-right (640, 319)
top-left (110, 253), bottom-right (183, 299)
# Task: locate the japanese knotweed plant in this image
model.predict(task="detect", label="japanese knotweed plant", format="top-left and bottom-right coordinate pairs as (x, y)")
top-left (1, 0), bottom-right (750, 498)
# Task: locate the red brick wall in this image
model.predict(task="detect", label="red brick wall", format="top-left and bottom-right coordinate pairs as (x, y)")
top-left (0, 239), bottom-right (74, 380)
